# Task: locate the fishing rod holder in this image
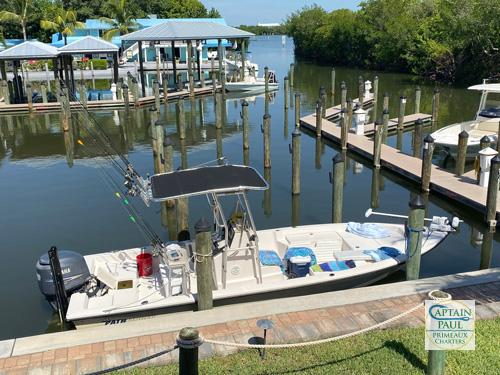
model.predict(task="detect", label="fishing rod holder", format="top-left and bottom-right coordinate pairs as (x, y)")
top-left (123, 165), bottom-right (152, 207)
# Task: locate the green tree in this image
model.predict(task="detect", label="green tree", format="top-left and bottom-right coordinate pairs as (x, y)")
top-left (100, 0), bottom-right (138, 41)
top-left (207, 7), bottom-right (221, 18)
top-left (0, 0), bottom-right (33, 40)
top-left (40, 9), bottom-right (85, 45)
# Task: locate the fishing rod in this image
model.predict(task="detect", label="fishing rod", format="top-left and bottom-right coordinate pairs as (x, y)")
top-left (365, 208), bottom-right (462, 230)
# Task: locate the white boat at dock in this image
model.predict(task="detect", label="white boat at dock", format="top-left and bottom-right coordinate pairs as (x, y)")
top-left (36, 165), bottom-right (455, 328)
top-left (431, 82), bottom-right (500, 159)
top-left (225, 71), bottom-right (279, 92)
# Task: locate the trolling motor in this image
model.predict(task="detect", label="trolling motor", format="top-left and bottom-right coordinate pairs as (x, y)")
top-left (364, 208), bottom-right (462, 232)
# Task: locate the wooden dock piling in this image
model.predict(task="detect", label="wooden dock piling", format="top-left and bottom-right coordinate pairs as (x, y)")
top-left (372, 76), bottom-right (379, 118)
top-left (382, 109), bottom-right (390, 142)
top-left (330, 68), bottom-right (335, 99)
top-left (26, 83), bottom-right (33, 113)
top-left (315, 100), bottom-right (322, 137)
top-left (421, 135), bottom-right (435, 192)
top-left (415, 86), bottom-right (421, 114)
top-left (41, 83), bottom-right (47, 104)
top-left (432, 89), bottom-right (440, 129)
top-left (358, 76), bottom-right (364, 105)
top-left (291, 128), bottom-right (301, 195)
top-left (263, 114), bottom-right (271, 168)
top-left (332, 153), bottom-right (345, 223)
top-left (161, 73), bottom-right (168, 105)
top-left (200, 71), bottom-right (205, 88)
top-left (320, 86), bottom-right (327, 118)
top-left (284, 77), bottom-right (289, 109)
top-left (497, 121), bottom-right (500, 153)
top-left (486, 156), bottom-right (500, 227)
top-left (242, 99), bottom-right (249, 150)
top-left (340, 108), bottom-right (348, 150)
top-left (480, 135), bottom-right (491, 150)
top-left (289, 63), bottom-right (295, 87)
top-left (397, 96), bottom-right (407, 130)
top-left (79, 83), bottom-right (87, 110)
top-left (122, 83), bottom-right (130, 111)
top-left (176, 98), bottom-right (186, 139)
top-left (371, 168), bottom-right (380, 208)
top-left (479, 228), bottom-right (494, 269)
top-left (406, 195), bottom-right (425, 280)
top-left (295, 93), bottom-right (300, 127)
top-left (153, 120), bottom-right (165, 174)
top-left (215, 92), bottom-right (222, 129)
top-left (383, 92), bottom-right (389, 112)
top-left (346, 99), bottom-right (353, 132)
top-left (195, 218), bottom-right (214, 311)
top-left (413, 118), bottom-right (423, 158)
top-left (373, 121), bottom-right (383, 168)
top-left (340, 81), bottom-right (347, 110)
top-left (153, 80), bottom-right (160, 113)
top-left (456, 131), bottom-right (469, 176)
top-left (1, 80), bottom-right (10, 105)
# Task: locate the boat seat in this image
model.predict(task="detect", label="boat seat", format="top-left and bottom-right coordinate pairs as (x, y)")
top-left (475, 121), bottom-right (498, 132)
top-left (333, 250), bottom-right (374, 262)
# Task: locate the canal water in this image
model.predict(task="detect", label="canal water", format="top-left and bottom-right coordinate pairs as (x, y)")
top-left (0, 36), bottom-right (498, 340)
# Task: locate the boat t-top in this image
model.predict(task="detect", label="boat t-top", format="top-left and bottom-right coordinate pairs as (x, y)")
top-left (36, 162), bottom-right (458, 328)
top-left (431, 80), bottom-right (500, 158)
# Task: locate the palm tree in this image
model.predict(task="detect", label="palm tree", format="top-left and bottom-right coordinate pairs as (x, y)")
top-left (41, 9), bottom-right (85, 45)
top-left (100, 0), bottom-right (137, 41)
top-left (0, 0), bottom-right (32, 41)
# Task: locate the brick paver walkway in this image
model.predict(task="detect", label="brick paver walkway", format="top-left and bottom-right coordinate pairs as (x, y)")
top-left (1, 281), bottom-right (499, 374)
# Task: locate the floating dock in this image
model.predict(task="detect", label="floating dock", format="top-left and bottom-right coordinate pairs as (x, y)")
top-left (301, 111), bottom-right (500, 221)
top-left (0, 86), bottom-right (218, 114)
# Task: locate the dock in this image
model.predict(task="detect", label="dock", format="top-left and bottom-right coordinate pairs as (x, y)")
top-left (0, 86), bottom-right (218, 114)
top-left (0, 268), bottom-right (498, 374)
top-left (301, 111), bottom-right (500, 221)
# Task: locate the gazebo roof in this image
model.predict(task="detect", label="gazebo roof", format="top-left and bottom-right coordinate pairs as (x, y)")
top-left (58, 36), bottom-right (119, 54)
top-left (0, 41), bottom-right (59, 60)
top-left (121, 21), bottom-right (254, 42)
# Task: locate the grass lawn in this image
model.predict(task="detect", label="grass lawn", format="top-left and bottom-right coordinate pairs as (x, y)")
top-left (124, 318), bottom-right (499, 374)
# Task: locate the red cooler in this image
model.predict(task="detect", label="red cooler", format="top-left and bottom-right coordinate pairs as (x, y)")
top-left (136, 253), bottom-right (153, 277)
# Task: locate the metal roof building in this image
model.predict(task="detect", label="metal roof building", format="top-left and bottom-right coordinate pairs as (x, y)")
top-left (58, 36), bottom-right (119, 54)
top-left (121, 21), bottom-right (253, 42)
top-left (0, 41), bottom-right (59, 61)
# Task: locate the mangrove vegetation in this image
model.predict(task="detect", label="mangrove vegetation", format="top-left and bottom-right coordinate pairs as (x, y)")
top-left (286, 0), bottom-right (500, 83)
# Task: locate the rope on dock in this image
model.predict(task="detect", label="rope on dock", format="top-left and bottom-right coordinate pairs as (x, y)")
top-left (86, 345), bottom-right (178, 375)
top-left (204, 302), bottom-right (424, 349)
top-left (203, 290), bottom-right (451, 349)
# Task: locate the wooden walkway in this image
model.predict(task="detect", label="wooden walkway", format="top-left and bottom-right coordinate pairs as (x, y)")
top-left (0, 86), bottom-right (217, 114)
top-left (324, 97), bottom-right (374, 119)
top-left (301, 112), bottom-right (500, 221)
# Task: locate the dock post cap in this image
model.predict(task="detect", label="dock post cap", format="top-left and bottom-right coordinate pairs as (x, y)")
top-left (423, 134), bottom-right (435, 143)
top-left (241, 99), bottom-right (249, 106)
top-left (292, 128), bottom-right (301, 137)
top-left (153, 79), bottom-right (158, 84)
top-left (382, 108), bottom-right (390, 115)
top-left (155, 120), bottom-right (166, 127)
top-left (121, 83), bottom-right (128, 89)
top-left (480, 135), bottom-right (491, 143)
top-left (295, 92), bottom-right (301, 98)
top-left (333, 152), bottom-right (345, 163)
top-left (284, 76), bottom-right (289, 80)
top-left (177, 327), bottom-right (203, 348)
top-left (340, 81), bottom-right (346, 88)
top-left (415, 118), bottom-right (424, 125)
top-left (409, 195), bottom-right (426, 209)
top-left (163, 136), bottom-right (172, 147)
top-left (149, 106), bottom-right (156, 112)
top-left (195, 217), bottom-right (211, 233)
top-left (263, 113), bottom-right (271, 119)
top-left (434, 88), bottom-right (440, 94)
top-left (331, 67), bottom-right (335, 71)
top-left (383, 92), bottom-right (389, 97)
top-left (374, 120), bottom-right (382, 126)
top-left (459, 130), bottom-right (470, 138)
top-left (347, 98), bottom-right (353, 103)
top-left (478, 147), bottom-right (498, 157)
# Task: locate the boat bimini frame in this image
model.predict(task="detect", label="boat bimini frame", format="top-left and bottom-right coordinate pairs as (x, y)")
top-left (136, 164), bottom-right (269, 291)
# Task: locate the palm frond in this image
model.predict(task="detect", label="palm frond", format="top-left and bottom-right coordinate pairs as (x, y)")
top-left (0, 11), bottom-right (22, 23)
top-left (40, 20), bottom-right (58, 31)
top-left (102, 28), bottom-right (119, 41)
top-left (99, 16), bottom-right (115, 26)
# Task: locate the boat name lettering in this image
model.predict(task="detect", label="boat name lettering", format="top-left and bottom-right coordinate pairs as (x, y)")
top-left (104, 319), bottom-right (127, 326)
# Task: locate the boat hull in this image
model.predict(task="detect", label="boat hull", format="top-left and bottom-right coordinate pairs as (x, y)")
top-left (225, 83), bottom-right (279, 92)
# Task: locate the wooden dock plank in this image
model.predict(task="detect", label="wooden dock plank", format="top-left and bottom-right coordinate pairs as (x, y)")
top-left (300, 114), bottom-right (500, 220)
top-left (0, 86), bottom-right (217, 114)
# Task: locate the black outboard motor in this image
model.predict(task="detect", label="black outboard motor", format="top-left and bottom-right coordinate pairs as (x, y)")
top-left (36, 250), bottom-right (90, 310)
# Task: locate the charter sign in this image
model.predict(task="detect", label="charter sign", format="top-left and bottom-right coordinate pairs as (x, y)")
top-left (425, 300), bottom-right (475, 350)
